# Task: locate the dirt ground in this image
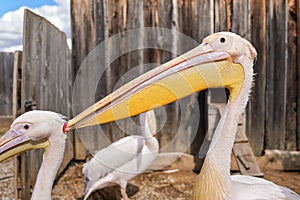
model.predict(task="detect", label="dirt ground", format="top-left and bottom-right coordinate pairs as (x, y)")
top-left (52, 160), bottom-right (300, 200)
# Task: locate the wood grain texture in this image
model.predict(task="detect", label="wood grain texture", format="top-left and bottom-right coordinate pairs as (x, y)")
top-left (297, 0), bottom-right (300, 150)
top-left (0, 52), bottom-right (14, 116)
top-left (12, 51), bottom-right (22, 119)
top-left (247, 0), bottom-right (267, 155)
top-left (266, 0), bottom-right (287, 150)
top-left (19, 10), bottom-right (73, 199)
top-left (286, 0), bottom-right (297, 150)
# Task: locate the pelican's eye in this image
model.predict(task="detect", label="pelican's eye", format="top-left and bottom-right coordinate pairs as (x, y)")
top-left (220, 37), bottom-right (226, 43)
top-left (23, 124), bottom-right (30, 130)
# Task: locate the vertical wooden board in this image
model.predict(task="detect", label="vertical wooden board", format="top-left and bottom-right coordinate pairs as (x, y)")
top-left (71, 0), bottom-right (97, 78)
top-left (156, 0), bottom-right (176, 152)
top-left (104, 0), bottom-right (129, 144)
top-left (155, 0), bottom-right (178, 153)
top-left (247, 0), bottom-right (267, 155)
top-left (71, 0), bottom-right (113, 159)
top-left (12, 51), bottom-right (22, 199)
top-left (266, 0), bottom-right (287, 150)
top-left (157, 0), bottom-right (173, 63)
top-left (0, 52), bottom-right (14, 116)
top-left (297, 0), bottom-right (300, 150)
top-left (12, 51), bottom-right (22, 119)
top-left (72, 49), bottom-right (109, 158)
top-left (126, 0), bottom-right (144, 68)
top-left (231, 0), bottom-right (250, 38)
top-left (214, 0), bottom-right (231, 32)
top-left (21, 10), bottom-right (42, 194)
top-left (175, 0), bottom-right (202, 155)
top-left (21, 9), bottom-right (74, 197)
top-left (195, 0), bottom-right (213, 39)
top-left (71, 0), bottom-right (94, 159)
top-left (143, 0), bottom-right (171, 149)
top-left (285, 0), bottom-right (297, 150)
top-left (191, 0), bottom-right (213, 156)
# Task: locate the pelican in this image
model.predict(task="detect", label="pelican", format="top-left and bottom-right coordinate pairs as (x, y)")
top-left (64, 32), bottom-right (300, 199)
top-left (0, 111), bottom-right (67, 200)
top-left (83, 110), bottom-right (158, 200)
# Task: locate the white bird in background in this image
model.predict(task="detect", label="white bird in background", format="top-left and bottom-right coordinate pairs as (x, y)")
top-left (83, 110), bottom-right (158, 200)
top-left (65, 32), bottom-right (300, 199)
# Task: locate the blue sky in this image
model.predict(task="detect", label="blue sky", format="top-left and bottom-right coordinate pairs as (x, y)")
top-left (0, 0), bottom-right (57, 17)
top-left (0, 0), bottom-right (70, 51)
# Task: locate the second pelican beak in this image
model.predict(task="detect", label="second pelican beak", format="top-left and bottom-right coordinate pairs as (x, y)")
top-left (65, 43), bottom-right (244, 132)
top-left (0, 129), bottom-right (49, 162)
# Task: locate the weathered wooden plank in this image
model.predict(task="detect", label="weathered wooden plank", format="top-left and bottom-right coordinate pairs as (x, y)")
top-left (191, 0), bottom-right (213, 157)
top-left (195, 0), bottom-right (213, 40)
top-left (71, 0), bottom-right (107, 159)
top-left (12, 51), bottom-right (22, 119)
top-left (285, 0), bottom-right (297, 150)
top-left (247, 0), bottom-right (267, 155)
top-left (156, 0), bottom-right (176, 152)
top-left (20, 9), bottom-right (73, 198)
top-left (297, 0), bottom-right (300, 150)
top-left (12, 51), bottom-right (22, 199)
top-left (21, 11), bottom-right (49, 193)
top-left (266, 0), bottom-right (287, 150)
top-left (0, 52), bottom-right (14, 116)
top-left (104, 0), bottom-right (128, 144)
top-left (232, 0), bottom-right (250, 38)
top-left (214, 0), bottom-right (231, 32)
top-left (70, 0), bottom-right (97, 79)
top-left (205, 0), bottom-right (231, 155)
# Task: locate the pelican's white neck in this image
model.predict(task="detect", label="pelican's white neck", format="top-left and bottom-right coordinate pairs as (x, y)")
top-left (31, 126), bottom-right (66, 200)
top-left (193, 60), bottom-right (254, 200)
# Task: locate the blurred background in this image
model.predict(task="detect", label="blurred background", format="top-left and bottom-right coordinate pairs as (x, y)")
top-left (0, 0), bottom-right (299, 199)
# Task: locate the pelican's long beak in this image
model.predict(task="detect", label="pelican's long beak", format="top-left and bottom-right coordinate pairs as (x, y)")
top-left (65, 43), bottom-right (244, 132)
top-left (0, 129), bottom-right (49, 161)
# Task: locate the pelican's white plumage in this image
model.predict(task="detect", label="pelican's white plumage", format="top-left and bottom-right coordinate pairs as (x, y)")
top-left (83, 110), bottom-right (159, 199)
top-left (0, 111), bottom-right (67, 200)
top-left (231, 175), bottom-right (299, 199)
top-left (191, 32), bottom-right (300, 200)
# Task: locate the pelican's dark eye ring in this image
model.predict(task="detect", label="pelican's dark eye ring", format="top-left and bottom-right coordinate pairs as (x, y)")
top-left (24, 124), bottom-right (30, 130)
top-left (220, 37), bottom-right (226, 43)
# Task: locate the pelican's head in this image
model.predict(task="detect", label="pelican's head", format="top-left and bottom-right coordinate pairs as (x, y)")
top-left (0, 110), bottom-right (67, 162)
top-left (202, 32), bottom-right (256, 63)
top-left (65, 32), bottom-right (257, 131)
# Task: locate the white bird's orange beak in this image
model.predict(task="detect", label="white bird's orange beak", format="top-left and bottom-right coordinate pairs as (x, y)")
top-left (64, 42), bottom-right (244, 132)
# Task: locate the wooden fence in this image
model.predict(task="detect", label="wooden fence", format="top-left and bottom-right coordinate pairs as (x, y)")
top-left (0, 10), bottom-right (73, 199)
top-left (71, 0), bottom-right (300, 156)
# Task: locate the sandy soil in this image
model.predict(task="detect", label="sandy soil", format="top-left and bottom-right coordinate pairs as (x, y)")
top-left (52, 161), bottom-right (300, 200)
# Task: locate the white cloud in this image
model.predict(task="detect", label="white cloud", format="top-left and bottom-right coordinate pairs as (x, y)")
top-left (0, 0), bottom-right (70, 52)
